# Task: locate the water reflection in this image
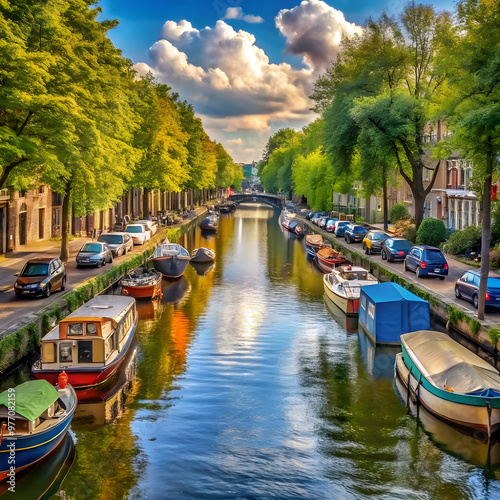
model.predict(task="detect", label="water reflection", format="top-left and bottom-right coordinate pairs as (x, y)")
top-left (324, 294), bottom-right (358, 334)
top-left (357, 329), bottom-right (400, 379)
top-left (190, 261), bottom-right (215, 276)
top-left (161, 275), bottom-right (191, 305)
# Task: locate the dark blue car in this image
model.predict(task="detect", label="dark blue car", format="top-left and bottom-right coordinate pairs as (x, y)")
top-left (404, 246), bottom-right (448, 279)
top-left (455, 270), bottom-right (500, 310)
top-left (344, 224), bottom-right (368, 243)
top-left (381, 237), bottom-right (413, 262)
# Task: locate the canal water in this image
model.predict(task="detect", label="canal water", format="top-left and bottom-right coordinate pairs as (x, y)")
top-left (3, 203), bottom-right (500, 499)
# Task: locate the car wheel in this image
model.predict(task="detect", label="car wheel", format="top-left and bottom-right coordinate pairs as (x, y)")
top-left (44, 285), bottom-right (51, 298)
top-left (15, 292), bottom-right (23, 299)
top-left (381, 250), bottom-right (387, 260)
top-left (473, 294), bottom-right (478, 309)
top-left (439, 276), bottom-right (445, 280)
top-left (416, 266), bottom-right (422, 278)
top-left (404, 261), bottom-right (409, 272)
top-left (346, 236), bottom-right (351, 244)
top-left (455, 286), bottom-right (461, 299)
top-left (60, 277), bottom-right (66, 292)
top-left (109, 255), bottom-right (113, 264)
top-left (387, 254), bottom-right (394, 263)
top-left (364, 244), bottom-right (369, 255)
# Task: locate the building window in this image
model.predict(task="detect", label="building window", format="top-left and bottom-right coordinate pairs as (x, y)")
top-left (424, 199), bottom-right (431, 218)
top-left (52, 192), bottom-right (63, 205)
top-left (423, 168), bottom-right (431, 181)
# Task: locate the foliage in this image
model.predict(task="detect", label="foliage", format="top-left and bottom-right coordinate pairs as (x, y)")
top-left (390, 203), bottom-right (409, 224)
top-left (489, 328), bottom-right (500, 348)
top-left (490, 244), bottom-right (500, 271)
top-left (415, 218), bottom-right (446, 247)
top-left (443, 225), bottom-right (482, 255)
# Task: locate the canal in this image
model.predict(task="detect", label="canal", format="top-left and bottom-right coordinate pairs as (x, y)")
top-left (2, 203), bottom-right (500, 499)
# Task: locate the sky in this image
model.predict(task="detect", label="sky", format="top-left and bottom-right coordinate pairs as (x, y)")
top-left (99, 0), bottom-right (457, 164)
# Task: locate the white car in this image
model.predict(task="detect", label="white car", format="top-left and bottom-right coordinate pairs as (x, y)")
top-left (125, 224), bottom-right (151, 245)
top-left (137, 219), bottom-right (158, 236)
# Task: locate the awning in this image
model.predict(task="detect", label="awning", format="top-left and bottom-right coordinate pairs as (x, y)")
top-left (446, 189), bottom-right (476, 200)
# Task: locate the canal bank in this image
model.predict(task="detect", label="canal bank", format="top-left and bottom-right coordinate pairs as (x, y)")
top-left (0, 209), bottom-right (208, 375)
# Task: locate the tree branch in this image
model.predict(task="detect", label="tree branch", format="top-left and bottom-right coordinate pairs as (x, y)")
top-left (0, 157), bottom-right (28, 189)
top-left (17, 110), bottom-right (34, 136)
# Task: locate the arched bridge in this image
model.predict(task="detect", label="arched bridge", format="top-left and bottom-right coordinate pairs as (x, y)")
top-left (228, 193), bottom-right (285, 210)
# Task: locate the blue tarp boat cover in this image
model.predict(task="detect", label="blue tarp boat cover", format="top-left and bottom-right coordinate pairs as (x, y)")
top-left (359, 282), bottom-right (430, 344)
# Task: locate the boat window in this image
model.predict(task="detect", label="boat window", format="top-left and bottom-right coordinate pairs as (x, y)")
top-left (86, 323), bottom-right (98, 335)
top-left (68, 323), bottom-right (84, 335)
top-left (59, 342), bottom-right (73, 363)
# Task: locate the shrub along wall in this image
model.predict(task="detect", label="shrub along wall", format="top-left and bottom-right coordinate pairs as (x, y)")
top-left (0, 214), bottom-right (200, 376)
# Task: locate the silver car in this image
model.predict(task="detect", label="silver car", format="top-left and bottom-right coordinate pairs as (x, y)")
top-left (76, 241), bottom-right (113, 267)
top-left (98, 232), bottom-right (134, 257)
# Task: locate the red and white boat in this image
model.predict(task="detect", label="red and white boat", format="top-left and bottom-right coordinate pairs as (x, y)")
top-left (315, 246), bottom-right (348, 273)
top-left (32, 295), bottom-right (137, 390)
top-left (119, 267), bottom-right (162, 300)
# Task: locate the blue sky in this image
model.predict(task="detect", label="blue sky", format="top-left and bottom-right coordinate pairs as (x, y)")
top-left (99, 0), bottom-right (458, 163)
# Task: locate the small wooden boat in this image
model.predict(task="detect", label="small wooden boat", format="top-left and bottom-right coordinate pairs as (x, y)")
top-left (323, 265), bottom-right (378, 315)
top-left (190, 247), bottom-right (215, 263)
top-left (0, 379), bottom-right (77, 480)
top-left (315, 246), bottom-right (348, 273)
top-left (358, 282), bottom-right (430, 345)
top-left (199, 213), bottom-right (219, 231)
top-left (119, 267), bottom-right (162, 300)
top-left (32, 296), bottom-right (137, 389)
top-left (396, 330), bottom-right (500, 438)
top-left (152, 243), bottom-right (191, 279)
top-left (304, 234), bottom-right (324, 257)
top-left (288, 220), bottom-right (304, 238)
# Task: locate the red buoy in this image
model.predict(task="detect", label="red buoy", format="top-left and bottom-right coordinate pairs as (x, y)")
top-left (58, 370), bottom-right (68, 389)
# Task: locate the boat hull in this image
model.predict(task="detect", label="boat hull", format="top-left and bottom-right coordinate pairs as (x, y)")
top-left (396, 352), bottom-right (500, 435)
top-left (190, 248), bottom-right (215, 263)
top-left (121, 281), bottom-right (161, 299)
top-left (0, 385), bottom-right (77, 480)
top-left (323, 276), bottom-right (358, 315)
top-left (315, 255), bottom-right (347, 273)
top-left (153, 256), bottom-right (190, 279)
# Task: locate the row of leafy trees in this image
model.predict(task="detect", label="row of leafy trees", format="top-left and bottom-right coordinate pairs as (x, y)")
top-left (259, 0), bottom-right (499, 319)
top-left (0, 0), bottom-right (243, 261)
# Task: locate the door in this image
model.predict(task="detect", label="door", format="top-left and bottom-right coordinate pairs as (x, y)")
top-left (19, 212), bottom-right (27, 245)
top-left (39, 208), bottom-right (45, 239)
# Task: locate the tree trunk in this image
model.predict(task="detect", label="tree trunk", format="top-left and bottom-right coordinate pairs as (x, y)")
top-left (477, 139), bottom-right (493, 320)
top-left (382, 164), bottom-right (388, 231)
top-left (143, 187), bottom-right (150, 218)
top-left (413, 191), bottom-right (425, 230)
top-left (60, 182), bottom-right (72, 263)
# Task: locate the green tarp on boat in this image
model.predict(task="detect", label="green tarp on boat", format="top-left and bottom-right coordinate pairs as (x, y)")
top-left (0, 380), bottom-right (59, 421)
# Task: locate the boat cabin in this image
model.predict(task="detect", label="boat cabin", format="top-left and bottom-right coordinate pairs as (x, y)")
top-left (40, 296), bottom-right (136, 368)
top-left (338, 266), bottom-right (370, 281)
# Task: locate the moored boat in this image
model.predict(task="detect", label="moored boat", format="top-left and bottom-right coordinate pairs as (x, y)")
top-left (288, 220), bottom-right (304, 238)
top-left (315, 246), bottom-right (348, 273)
top-left (199, 213), bottom-right (219, 232)
top-left (304, 234), bottom-right (324, 257)
top-left (32, 295), bottom-right (137, 389)
top-left (323, 265), bottom-right (378, 315)
top-left (152, 243), bottom-right (191, 279)
top-left (119, 267), bottom-right (162, 300)
top-left (190, 247), bottom-right (215, 263)
top-left (219, 202), bottom-right (236, 213)
top-left (396, 330), bottom-right (500, 437)
top-left (358, 282), bottom-right (430, 345)
top-left (0, 379), bottom-right (77, 481)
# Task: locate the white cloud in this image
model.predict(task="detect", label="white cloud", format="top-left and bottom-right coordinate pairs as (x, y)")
top-left (135, 2), bottom-right (360, 162)
top-left (226, 138), bottom-right (243, 145)
top-left (223, 7), bottom-right (264, 24)
top-left (275, 0), bottom-right (362, 69)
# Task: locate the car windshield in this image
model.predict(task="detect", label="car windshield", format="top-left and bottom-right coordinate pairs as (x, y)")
top-left (126, 226), bottom-right (143, 233)
top-left (372, 233), bottom-right (387, 240)
top-left (21, 263), bottom-right (49, 277)
top-left (99, 235), bottom-right (123, 244)
top-left (393, 240), bottom-right (413, 250)
top-left (81, 243), bottom-right (103, 252)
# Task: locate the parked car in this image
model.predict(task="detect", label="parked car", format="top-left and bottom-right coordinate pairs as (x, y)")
top-left (325, 218), bottom-right (338, 233)
top-left (334, 221), bottom-right (351, 237)
top-left (404, 245), bottom-right (448, 279)
top-left (361, 230), bottom-right (389, 254)
top-left (305, 211), bottom-right (315, 220)
top-left (455, 270), bottom-right (500, 310)
top-left (317, 216), bottom-right (329, 229)
top-left (98, 232), bottom-right (134, 257)
top-left (126, 224), bottom-right (151, 245)
top-left (344, 224), bottom-right (368, 243)
top-left (14, 257), bottom-right (66, 298)
top-left (381, 237), bottom-right (413, 262)
top-left (137, 219), bottom-right (158, 236)
top-left (76, 241), bottom-right (113, 268)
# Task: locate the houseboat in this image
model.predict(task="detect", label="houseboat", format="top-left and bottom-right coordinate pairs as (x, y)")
top-left (32, 295), bottom-right (137, 389)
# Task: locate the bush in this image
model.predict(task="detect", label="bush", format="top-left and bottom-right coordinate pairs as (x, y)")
top-left (390, 203), bottom-right (409, 224)
top-left (491, 243), bottom-right (500, 271)
top-left (442, 224), bottom-right (482, 256)
top-left (415, 218), bottom-right (447, 247)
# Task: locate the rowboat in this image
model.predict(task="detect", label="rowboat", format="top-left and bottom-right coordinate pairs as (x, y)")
top-left (0, 379), bottom-right (77, 481)
top-left (304, 234), bottom-right (324, 257)
top-left (152, 243), bottom-right (191, 279)
top-left (323, 265), bottom-right (378, 315)
top-left (32, 295), bottom-right (137, 389)
top-left (190, 247), bottom-right (215, 263)
top-left (119, 267), bottom-right (162, 299)
top-left (315, 246), bottom-right (348, 273)
top-left (199, 213), bottom-right (219, 231)
top-left (396, 330), bottom-right (500, 437)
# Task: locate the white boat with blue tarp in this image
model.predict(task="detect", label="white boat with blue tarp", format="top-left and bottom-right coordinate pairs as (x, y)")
top-left (359, 282), bottom-right (430, 345)
top-left (396, 330), bottom-right (500, 438)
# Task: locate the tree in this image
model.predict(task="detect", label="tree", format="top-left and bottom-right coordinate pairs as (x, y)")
top-left (315, 3), bottom-right (453, 229)
top-left (442, 0), bottom-right (500, 319)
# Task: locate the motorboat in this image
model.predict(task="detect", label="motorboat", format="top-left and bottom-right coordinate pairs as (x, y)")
top-left (199, 213), bottom-right (219, 232)
top-left (190, 247), bottom-right (215, 263)
top-left (323, 265), bottom-right (378, 315)
top-left (315, 246), bottom-right (348, 273)
top-left (119, 267), bottom-right (162, 300)
top-left (152, 243), bottom-right (191, 279)
top-left (396, 330), bottom-right (500, 438)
